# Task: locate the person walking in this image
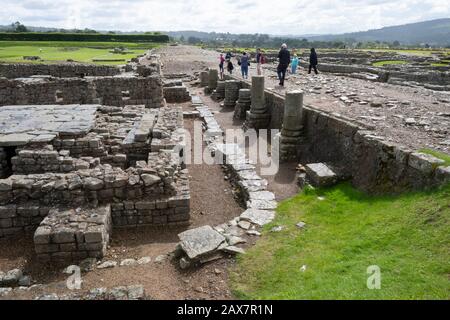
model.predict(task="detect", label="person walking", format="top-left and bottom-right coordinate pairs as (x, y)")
top-left (291, 54), bottom-right (299, 74)
top-left (219, 54), bottom-right (225, 79)
top-left (277, 43), bottom-right (291, 86)
top-left (240, 52), bottom-right (250, 79)
top-left (227, 59), bottom-right (234, 75)
top-left (256, 48), bottom-right (265, 75)
top-left (309, 48), bottom-right (319, 75)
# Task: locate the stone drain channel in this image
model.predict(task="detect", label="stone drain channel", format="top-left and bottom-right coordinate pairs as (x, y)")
top-left (174, 94), bottom-right (277, 269)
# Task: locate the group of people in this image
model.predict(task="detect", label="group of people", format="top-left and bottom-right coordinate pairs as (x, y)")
top-left (219, 51), bottom-right (253, 80)
top-left (276, 44), bottom-right (319, 86)
top-left (219, 44), bottom-right (319, 87)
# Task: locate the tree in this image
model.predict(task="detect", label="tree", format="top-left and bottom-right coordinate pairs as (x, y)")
top-left (187, 36), bottom-right (201, 44)
top-left (11, 21), bottom-right (28, 33)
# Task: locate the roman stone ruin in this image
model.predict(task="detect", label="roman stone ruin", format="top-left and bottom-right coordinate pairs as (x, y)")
top-left (0, 54), bottom-right (191, 266)
top-left (1, 45), bottom-right (449, 299)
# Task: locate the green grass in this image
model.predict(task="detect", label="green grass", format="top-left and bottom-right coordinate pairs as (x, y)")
top-left (363, 49), bottom-right (449, 57)
top-left (419, 149), bottom-right (450, 166)
top-left (431, 63), bottom-right (449, 67)
top-left (0, 41), bottom-right (160, 65)
top-left (231, 183), bottom-right (450, 300)
top-left (372, 60), bottom-right (409, 67)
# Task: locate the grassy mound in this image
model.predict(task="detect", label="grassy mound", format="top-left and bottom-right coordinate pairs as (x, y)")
top-left (231, 183), bottom-right (450, 300)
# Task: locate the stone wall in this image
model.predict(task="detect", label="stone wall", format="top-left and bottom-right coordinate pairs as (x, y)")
top-left (0, 63), bottom-right (120, 79)
top-left (0, 76), bottom-right (164, 108)
top-left (111, 169), bottom-right (190, 227)
top-left (299, 109), bottom-right (450, 193)
top-left (34, 205), bottom-right (112, 263)
top-left (0, 152), bottom-right (180, 207)
top-left (0, 203), bottom-right (49, 237)
top-left (163, 85), bottom-right (191, 103)
top-left (11, 147), bottom-right (98, 174)
top-left (0, 148), bottom-right (8, 178)
top-left (226, 75), bottom-right (450, 193)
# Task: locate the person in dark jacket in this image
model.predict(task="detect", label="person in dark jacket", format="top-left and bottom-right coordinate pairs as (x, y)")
top-left (309, 48), bottom-right (319, 75)
top-left (277, 43), bottom-right (291, 86)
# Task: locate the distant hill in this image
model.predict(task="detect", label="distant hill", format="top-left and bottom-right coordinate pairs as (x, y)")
top-left (305, 18), bottom-right (450, 46)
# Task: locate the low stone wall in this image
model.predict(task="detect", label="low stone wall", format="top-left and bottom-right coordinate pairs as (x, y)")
top-left (0, 153), bottom-right (180, 207)
top-left (11, 148), bottom-right (98, 174)
top-left (299, 107), bottom-right (450, 193)
top-left (298, 62), bottom-right (379, 76)
top-left (0, 203), bottom-right (49, 237)
top-left (225, 75), bottom-right (450, 193)
top-left (34, 205), bottom-right (112, 263)
top-left (0, 63), bottom-right (120, 79)
top-left (163, 85), bottom-right (191, 103)
top-left (111, 169), bottom-right (190, 227)
top-left (0, 76), bottom-right (164, 108)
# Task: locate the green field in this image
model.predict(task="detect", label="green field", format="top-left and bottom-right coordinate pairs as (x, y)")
top-left (231, 183), bottom-right (450, 300)
top-left (363, 48), bottom-right (450, 57)
top-left (0, 41), bottom-right (161, 65)
top-left (372, 60), bottom-right (409, 67)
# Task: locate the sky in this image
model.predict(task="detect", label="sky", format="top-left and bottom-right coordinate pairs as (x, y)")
top-left (1, 0), bottom-right (449, 35)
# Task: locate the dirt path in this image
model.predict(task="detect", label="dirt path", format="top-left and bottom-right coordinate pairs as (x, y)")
top-left (1, 111), bottom-right (241, 301)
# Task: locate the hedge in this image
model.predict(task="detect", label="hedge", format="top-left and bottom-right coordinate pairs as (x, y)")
top-left (0, 33), bottom-right (169, 43)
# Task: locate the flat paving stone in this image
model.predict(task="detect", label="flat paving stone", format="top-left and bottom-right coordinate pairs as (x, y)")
top-left (178, 226), bottom-right (226, 260)
top-left (240, 208), bottom-right (275, 226)
top-left (0, 104), bottom-right (99, 146)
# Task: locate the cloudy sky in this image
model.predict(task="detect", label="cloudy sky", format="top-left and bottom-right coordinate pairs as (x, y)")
top-left (2, 0), bottom-right (449, 35)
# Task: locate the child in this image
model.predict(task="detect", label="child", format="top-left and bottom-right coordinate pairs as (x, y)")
top-left (291, 54), bottom-right (299, 74)
top-left (227, 59), bottom-right (234, 75)
top-left (219, 54), bottom-right (225, 79)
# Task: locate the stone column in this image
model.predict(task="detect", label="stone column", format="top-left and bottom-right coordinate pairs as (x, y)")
top-left (278, 90), bottom-right (305, 161)
top-left (206, 69), bottom-right (218, 94)
top-left (234, 89), bottom-right (251, 120)
top-left (223, 80), bottom-right (240, 108)
top-left (246, 76), bottom-right (270, 129)
top-left (200, 71), bottom-right (209, 87)
top-left (211, 80), bottom-right (225, 101)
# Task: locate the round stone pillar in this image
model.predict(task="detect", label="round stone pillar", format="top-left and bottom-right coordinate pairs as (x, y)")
top-left (246, 76), bottom-right (270, 129)
top-left (207, 69), bottom-right (218, 93)
top-left (279, 90), bottom-right (305, 161)
top-left (223, 80), bottom-right (240, 108)
top-left (281, 90), bottom-right (304, 136)
top-left (211, 80), bottom-right (226, 101)
top-left (250, 76), bottom-right (266, 114)
top-left (234, 89), bottom-right (251, 120)
top-left (200, 71), bottom-right (209, 87)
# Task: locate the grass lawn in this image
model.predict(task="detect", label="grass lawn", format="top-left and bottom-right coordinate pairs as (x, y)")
top-left (372, 60), bottom-right (409, 67)
top-left (419, 149), bottom-right (450, 166)
top-left (0, 41), bottom-right (160, 65)
top-left (363, 49), bottom-right (449, 57)
top-left (231, 183), bottom-right (450, 300)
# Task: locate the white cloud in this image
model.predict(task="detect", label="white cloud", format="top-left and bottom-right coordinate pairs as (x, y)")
top-left (1, 0), bottom-right (449, 34)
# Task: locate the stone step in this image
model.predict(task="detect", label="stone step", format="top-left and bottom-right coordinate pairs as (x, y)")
top-left (34, 205), bottom-right (112, 264)
top-left (305, 163), bottom-right (338, 187)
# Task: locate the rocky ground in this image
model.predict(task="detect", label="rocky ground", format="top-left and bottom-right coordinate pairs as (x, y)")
top-left (156, 45), bottom-right (450, 154)
top-left (2, 44), bottom-right (448, 300)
